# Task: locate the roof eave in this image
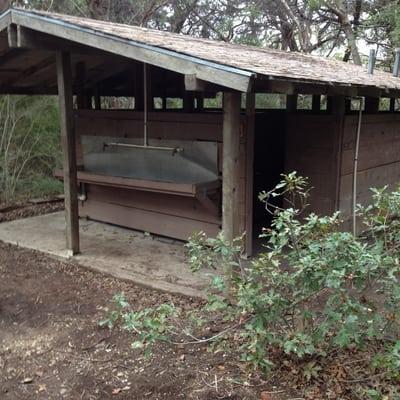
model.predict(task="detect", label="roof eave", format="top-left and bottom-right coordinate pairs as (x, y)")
top-left (8, 8), bottom-right (255, 93)
top-left (0, 8), bottom-right (11, 33)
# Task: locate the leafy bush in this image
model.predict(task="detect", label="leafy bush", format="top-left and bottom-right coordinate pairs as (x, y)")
top-left (0, 95), bottom-right (61, 203)
top-left (99, 293), bottom-right (178, 357)
top-left (186, 173), bottom-right (400, 370)
top-left (101, 172), bottom-right (400, 393)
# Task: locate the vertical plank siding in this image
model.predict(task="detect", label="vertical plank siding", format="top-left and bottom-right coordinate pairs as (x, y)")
top-left (338, 114), bottom-right (400, 223)
top-left (285, 114), bottom-right (341, 216)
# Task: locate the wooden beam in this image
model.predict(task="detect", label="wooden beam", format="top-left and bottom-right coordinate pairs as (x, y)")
top-left (244, 92), bottom-right (255, 257)
top-left (254, 76), bottom-right (300, 94)
top-left (0, 9), bottom-right (11, 33)
top-left (16, 26), bottom-right (101, 55)
top-left (5, 55), bottom-right (54, 86)
top-left (6, 23), bottom-right (16, 47)
top-left (222, 91), bottom-right (242, 244)
top-left (184, 73), bottom-right (232, 93)
top-left (56, 51), bottom-right (80, 255)
top-left (184, 74), bottom-right (205, 91)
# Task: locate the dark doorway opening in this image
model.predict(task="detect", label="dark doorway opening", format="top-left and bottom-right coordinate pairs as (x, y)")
top-left (252, 111), bottom-right (286, 252)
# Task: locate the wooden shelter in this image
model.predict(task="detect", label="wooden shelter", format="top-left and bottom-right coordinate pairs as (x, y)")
top-left (1, 8), bottom-right (400, 256)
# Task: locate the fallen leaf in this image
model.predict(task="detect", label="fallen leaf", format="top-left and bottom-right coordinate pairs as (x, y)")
top-left (112, 388), bottom-right (122, 395)
top-left (38, 384), bottom-right (46, 392)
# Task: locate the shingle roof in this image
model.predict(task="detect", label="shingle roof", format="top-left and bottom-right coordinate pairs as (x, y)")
top-left (2, 8), bottom-right (400, 95)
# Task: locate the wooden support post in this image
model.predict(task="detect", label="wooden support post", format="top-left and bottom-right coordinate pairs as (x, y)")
top-left (365, 97), bottom-right (379, 114)
top-left (390, 98), bottom-right (396, 112)
top-left (244, 93), bottom-right (255, 257)
top-left (312, 95), bottom-right (321, 112)
top-left (331, 96), bottom-right (346, 212)
top-left (327, 96), bottom-right (333, 113)
top-left (7, 24), bottom-right (17, 47)
top-left (286, 94), bottom-right (297, 112)
top-left (145, 64), bottom-right (153, 111)
top-left (222, 91), bottom-right (242, 244)
top-left (94, 86), bottom-right (101, 110)
top-left (183, 91), bottom-right (195, 112)
top-left (57, 51), bottom-right (80, 255)
top-left (74, 61), bottom-right (86, 170)
top-left (134, 63), bottom-right (144, 111)
top-left (196, 94), bottom-right (204, 111)
top-left (345, 98), bottom-right (351, 113)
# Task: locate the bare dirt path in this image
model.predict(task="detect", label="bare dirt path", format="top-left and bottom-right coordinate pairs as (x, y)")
top-left (0, 242), bottom-right (264, 400)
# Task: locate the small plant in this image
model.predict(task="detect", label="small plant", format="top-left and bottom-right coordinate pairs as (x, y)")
top-left (99, 293), bottom-right (178, 356)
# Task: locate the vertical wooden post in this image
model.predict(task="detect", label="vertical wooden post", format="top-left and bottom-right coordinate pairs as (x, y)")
top-left (286, 94), bottom-right (297, 112)
top-left (94, 86), bottom-right (101, 110)
top-left (331, 96), bottom-right (346, 212)
top-left (196, 94), bottom-right (204, 111)
top-left (390, 98), bottom-right (396, 112)
top-left (222, 91), bottom-right (242, 244)
top-left (365, 97), bottom-right (379, 114)
top-left (244, 93), bottom-right (255, 257)
top-left (134, 63), bottom-right (144, 111)
top-left (183, 91), bottom-right (195, 112)
top-left (57, 51), bottom-right (80, 255)
top-left (312, 95), bottom-right (321, 112)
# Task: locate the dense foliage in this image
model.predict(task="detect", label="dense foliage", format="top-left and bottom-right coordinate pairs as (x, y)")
top-left (10, 0), bottom-right (400, 63)
top-left (102, 173), bottom-right (400, 398)
top-left (0, 95), bottom-right (62, 202)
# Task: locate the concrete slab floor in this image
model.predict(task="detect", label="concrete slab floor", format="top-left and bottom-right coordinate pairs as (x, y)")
top-left (0, 212), bottom-right (212, 298)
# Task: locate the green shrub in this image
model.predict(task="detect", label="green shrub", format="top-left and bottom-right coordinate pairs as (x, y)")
top-left (186, 173), bottom-right (400, 370)
top-left (101, 172), bottom-right (400, 392)
top-left (0, 95), bottom-right (60, 203)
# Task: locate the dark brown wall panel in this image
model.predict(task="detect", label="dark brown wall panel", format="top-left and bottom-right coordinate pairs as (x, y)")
top-left (285, 114), bottom-right (339, 216)
top-left (339, 114), bottom-right (400, 219)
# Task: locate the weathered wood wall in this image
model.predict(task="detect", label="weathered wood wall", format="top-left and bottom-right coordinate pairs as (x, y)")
top-left (338, 114), bottom-right (400, 221)
top-left (74, 109), bottom-right (223, 241)
top-left (75, 110), bottom-right (223, 141)
top-left (286, 112), bottom-right (400, 227)
top-left (79, 184), bottom-right (220, 240)
top-left (285, 114), bottom-right (342, 216)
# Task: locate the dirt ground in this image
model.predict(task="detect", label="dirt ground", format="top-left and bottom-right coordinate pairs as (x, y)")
top-left (0, 200), bottom-right (64, 223)
top-left (0, 202), bottom-right (398, 400)
top-left (0, 240), bottom-right (274, 400)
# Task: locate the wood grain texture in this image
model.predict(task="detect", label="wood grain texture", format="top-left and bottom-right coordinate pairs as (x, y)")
top-left (57, 51), bottom-right (80, 254)
top-left (9, 9), bottom-right (400, 94)
top-left (222, 91), bottom-right (242, 243)
top-left (75, 110), bottom-right (224, 142)
top-left (80, 198), bottom-right (220, 241)
top-left (339, 114), bottom-right (400, 219)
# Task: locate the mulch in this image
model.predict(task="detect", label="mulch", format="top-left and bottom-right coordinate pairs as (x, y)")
top-left (0, 201), bottom-right (398, 399)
